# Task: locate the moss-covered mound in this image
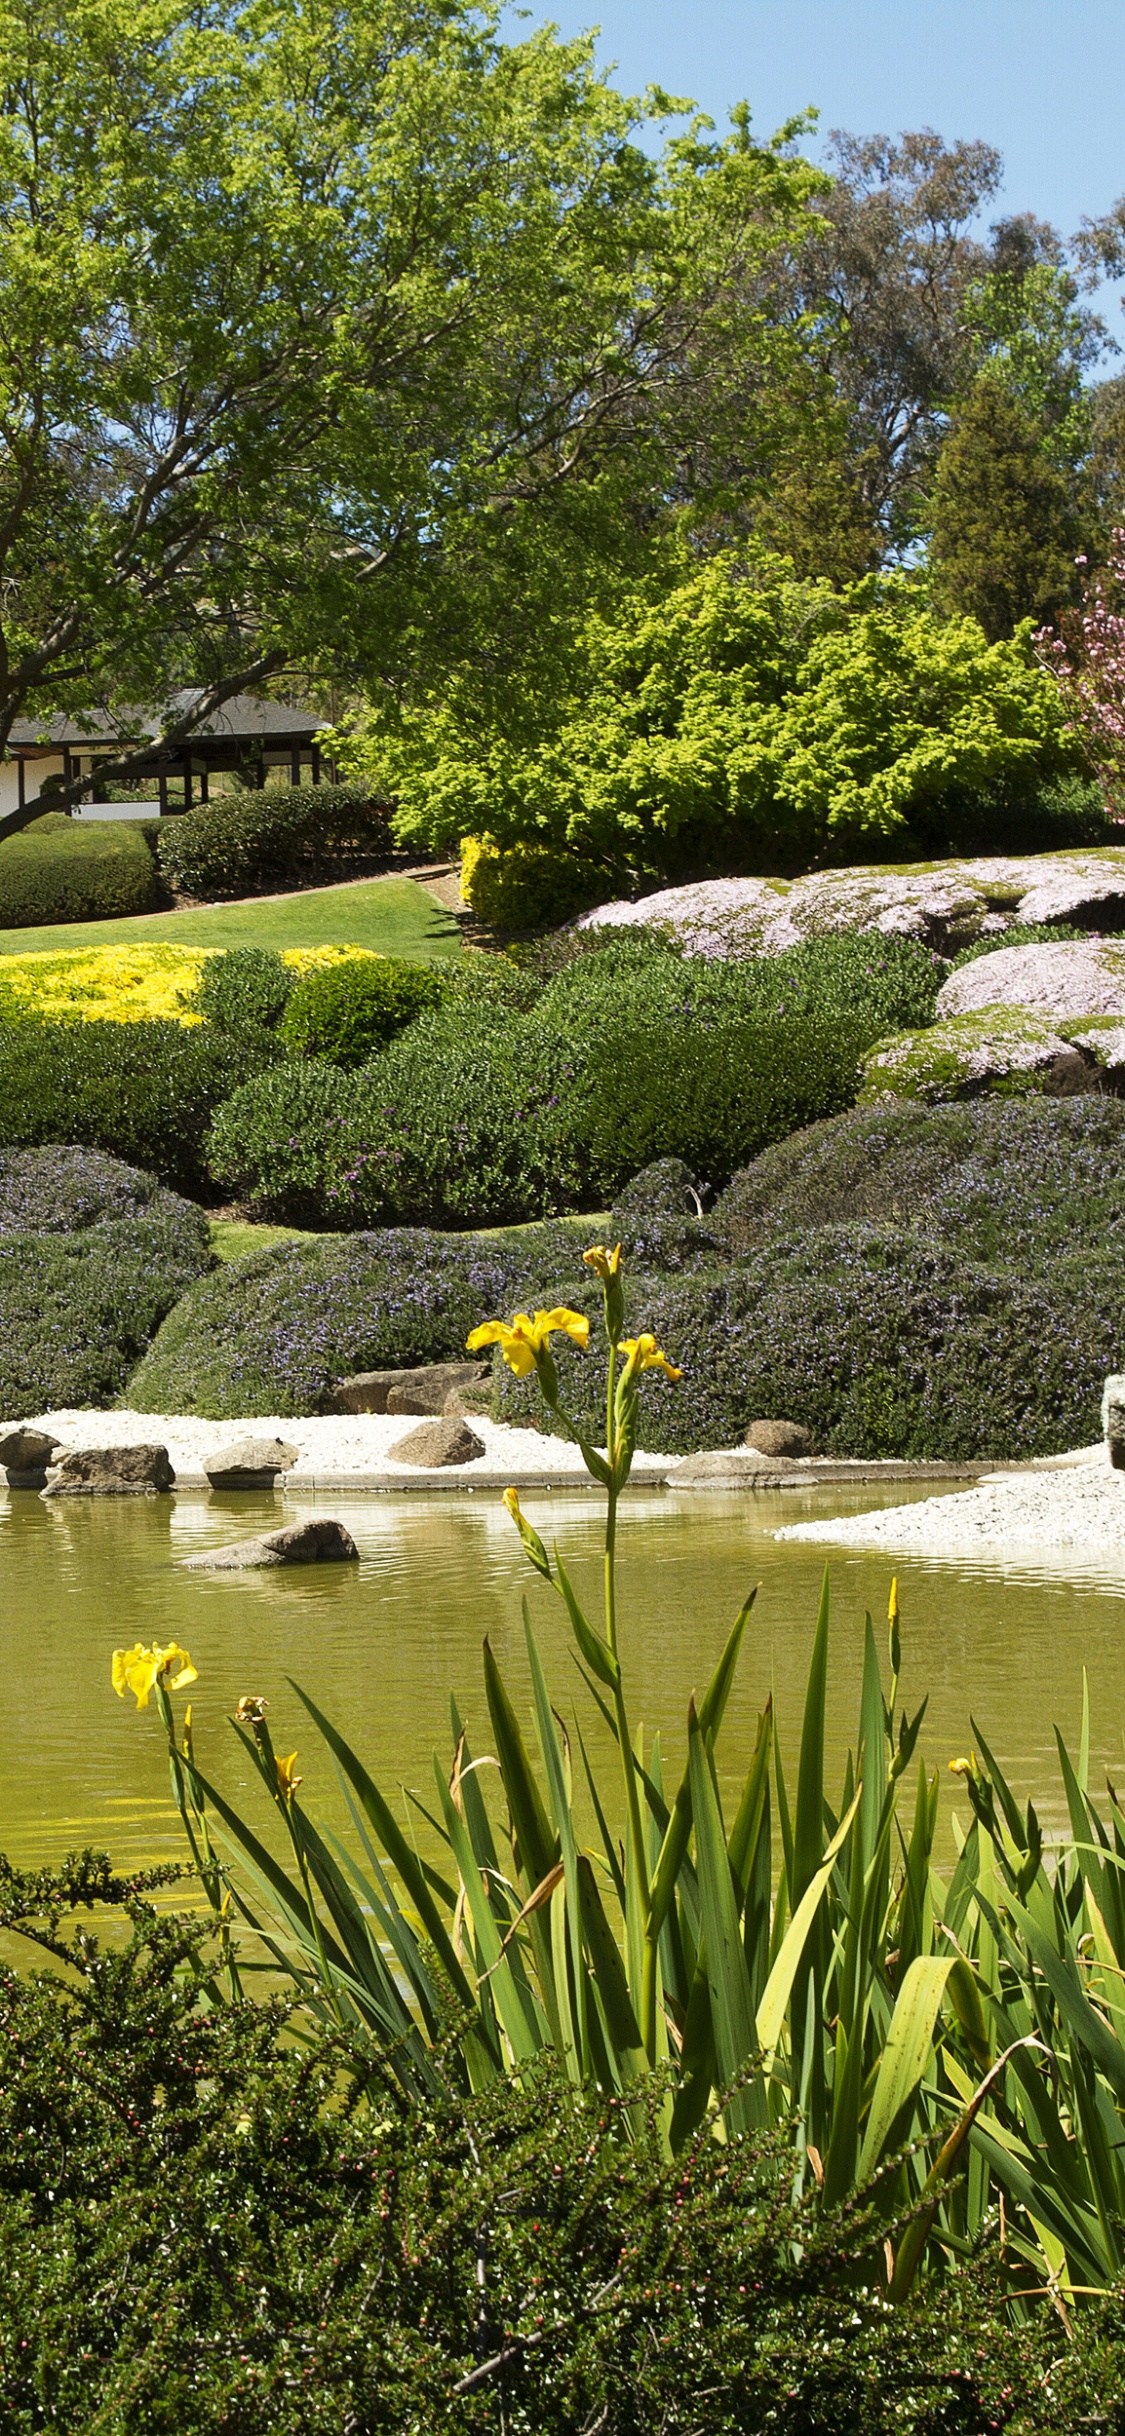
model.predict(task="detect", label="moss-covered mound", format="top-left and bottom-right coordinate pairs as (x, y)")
top-left (0, 1148), bottom-right (210, 1413)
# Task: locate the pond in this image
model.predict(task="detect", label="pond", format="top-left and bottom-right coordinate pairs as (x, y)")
top-left (7, 1477), bottom-right (1125, 1879)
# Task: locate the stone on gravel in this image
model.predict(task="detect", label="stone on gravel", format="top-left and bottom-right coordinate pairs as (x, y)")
top-left (576, 850), bottom-right (1125, 961)
top-left (204, 1435), bottom-right (299, 1488)
top-left (743, 1419), bottom-right (812, 1458)
top-left (1103, 1375), bottom-right (1125, 1471)
top-left (333, 1362), bottom-right (490, 1416)
top-left (388, 1417), bottom-right (487, 1467)
top-left (668, 1449), bottom-right (781, 1487)
top-left (183, 1517), bottom-right (359, 1570)
top-left (43, 1443), bottom-right (174, 1497)
top-left (937, 939), bottom-right (1125, 1022)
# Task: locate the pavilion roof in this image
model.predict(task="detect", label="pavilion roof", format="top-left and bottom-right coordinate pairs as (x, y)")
top-left (8, 691), bottom-right (321, 750)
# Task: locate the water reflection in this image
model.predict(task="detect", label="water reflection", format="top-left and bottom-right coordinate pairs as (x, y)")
top-left (4, 1480), bottom-right (1124, 1870)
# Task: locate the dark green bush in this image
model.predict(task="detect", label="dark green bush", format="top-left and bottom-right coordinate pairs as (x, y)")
top-left (0, 1147), bottom-right (210, 1410)
top-left (127, 1220), bottom-right (585, 1414)
top-left (279, 952), bottom-right (447, 1066)
top-left (0, 1019), bottom-right (278, 1197)
top-left (195, 944), bottom-right (293, 1034)
top-left (609, 1158), bottom-right (720, 1272)
top-left (0, 812), bottom-right (157, 927)
top-left (156, 782), bottom-right (391, 899)
top-left (0, 1865), bottom-right (1113, 2435)
top-left (496, 1221), bottom-right (1121, 1459)
top-left (712, 1095), bottom-right (1125, 1270)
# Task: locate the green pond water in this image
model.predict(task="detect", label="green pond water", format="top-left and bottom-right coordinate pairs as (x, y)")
top-left (5, 1479), bottom-right (1125, 1879)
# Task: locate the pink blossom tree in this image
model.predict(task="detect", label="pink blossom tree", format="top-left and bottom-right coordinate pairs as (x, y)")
top-left (1037, 538), bottom-right (1125, 805)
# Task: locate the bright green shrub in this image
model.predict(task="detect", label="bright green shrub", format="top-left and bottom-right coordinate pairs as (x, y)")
top-left (374, 555), bottom-right (1081, 879)
top-left (155, 783), bottom-right (390, 900)
top-left (279, 953), bottom-right (446, 1066)
top-left (0, 813), bottom-right (158, 927)
top-left (128, 1220), bottom-right (584, 1414)
top-left (0, 1147), bottom-right (210, 1410)
top-left (195, 945), bottom-right (293, 1033)
top-left (0, 1019), bottom-right (278, 1196)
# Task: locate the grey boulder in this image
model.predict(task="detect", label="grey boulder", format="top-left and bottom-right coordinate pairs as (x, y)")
top-left (204, 1435), bottom-right (300, 1488)
top-left (0, 1424), bottom-right (64, 1488)
top-left (668, 1449), bottom-right (781, 1488)
top-left (183, 1517), bottom-right (359, 1571)
top-left (743, 1418), bottom-right (812, 1459)
top-left (333, 1362), bottom-right (490, 1416)
top-left (388, 1417), bottom-right (486, 1468)
top-left (43, 1443), bottom-right (174, 1497)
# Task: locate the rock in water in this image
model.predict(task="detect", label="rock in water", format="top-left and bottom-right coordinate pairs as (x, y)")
top-left (333, 1362), bottom-right (490, 1415)
top-left (42, 1444), bottom-right (174, 1497)
top-left (667, 1449), bottom-right (782, 1487)
top-left (0, 1423), bottom-right (64, 1488)
top-left (204, 1436), bottom-right (300, 1488)
top-left (388, 1417), bottom-right (486, 1468)
top-left (182, 1517), bottom-right (359, 1571)
top-left (1103, 1374), bottom-right (1125, 1471)
top-left (743, 1419), bottom-right (812, 1458)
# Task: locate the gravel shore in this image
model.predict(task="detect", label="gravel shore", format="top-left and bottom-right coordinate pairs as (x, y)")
top-left (21, 1407), bottom-right (674, 1491)
top-left (775, 1442), bottom-right (1124, 1563)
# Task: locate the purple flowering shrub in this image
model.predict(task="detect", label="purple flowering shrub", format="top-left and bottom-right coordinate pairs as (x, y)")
top-left (496, 1223), bottom-right (1120, 1460)
top-left (0, 1146), bottom-right (210, 1411)
top-left (126, 1222), bottom-right (587, 1416)
top-left (0, 1019), bottom-right (280, 1196)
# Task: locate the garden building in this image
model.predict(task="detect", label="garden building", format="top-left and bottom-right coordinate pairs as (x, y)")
top-left (0, 692), bottom-right (325, 822)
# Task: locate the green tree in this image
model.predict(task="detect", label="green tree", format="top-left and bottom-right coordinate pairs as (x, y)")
top-left (928, 378), bottom-right (1078, 639)
top-left (0, 0), bottom-right (820, 838)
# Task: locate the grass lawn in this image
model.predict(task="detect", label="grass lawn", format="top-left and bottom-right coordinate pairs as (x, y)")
top-left (0, 876), bottom-right (461, 961)
top-left (209, 1211), bottom-right (610, 1265)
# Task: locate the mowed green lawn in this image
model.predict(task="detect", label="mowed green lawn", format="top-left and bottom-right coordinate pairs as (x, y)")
top-left (0, 876), bottom-right (461, 961)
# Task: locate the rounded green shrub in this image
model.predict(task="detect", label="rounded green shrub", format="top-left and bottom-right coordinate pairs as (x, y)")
top-left (0, 813), bottom-right (158, 927)
top-left (279, 954), bottom-right (446, 1066)
top-left (127, 1220), bottom-right (585, 1415)
top-left (195, 945), bottom-right (293, 1034)
top-left (156, 782), bottom-right (390, 900)
top-left (0, 1018), bottom-right (279, 1197)
top-left (0, 1145), bottom-right (210, 1411)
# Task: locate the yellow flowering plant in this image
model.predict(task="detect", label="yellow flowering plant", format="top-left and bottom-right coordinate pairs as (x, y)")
top-left (0, 939), bottom-right (378, 1028)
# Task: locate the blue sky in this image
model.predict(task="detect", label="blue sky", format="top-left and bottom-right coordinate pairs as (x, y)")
top-left (510, 0), bottom-right (1125, 344)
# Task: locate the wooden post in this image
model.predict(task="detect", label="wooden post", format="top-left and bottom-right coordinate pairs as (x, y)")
top-left (158, 768), bottom-right (168, 818)
top-left (200, 764), bottom-right (209, 803)
top-left (311, 742), bottom-right (321, 785)
top-left (16, 757), bottom-right (24, 810)
top-left (183, 764), bottom-right (192, 811)
top-left (290, 747), bottom-right (301, 787)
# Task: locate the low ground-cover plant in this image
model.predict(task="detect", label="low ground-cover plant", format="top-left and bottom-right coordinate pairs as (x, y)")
top-left (279, 950), bottom-right (447, 1065)
top-left (0, 1147), bottom-right (210, 1409)
top-left (156, 781), bottom-right (392, 900)
top-left (0, 1019), bottom-right (278, 1197)
top-left (0, 1869), bottom-right (1107, 2434)
top-left (0, 811), bottom-right (158, 927)
top-left (126, 1220), bottom-right (586, 1415)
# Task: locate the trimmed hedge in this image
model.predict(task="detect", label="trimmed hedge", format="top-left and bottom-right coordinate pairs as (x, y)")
top-left (712, 1095), bottom-right (1125, 1270)
top-left (0, 1879), bottom-right (1114, 2434)
top-left (156, 783), bottom-right (391, 900)
top-left (127, 1221), bottom-right (586, 1416)
top-left (495, 1222), bottom-right (1121, 1460)
top-left (0, 812), bottom-right (157, 927)
top-left (279, 953), bottom-right (447, 1066)
top-left (195, 945), bottom-right (294, 1034)
top-left (0, 1147), bottom-right (210, 1411)
top-left (0, 1019), bottom-right (279, 1197)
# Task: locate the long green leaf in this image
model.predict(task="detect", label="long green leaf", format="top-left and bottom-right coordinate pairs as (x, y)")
top-left (756, 1786), bottom-right (862, 2059)
top-left (857, 1954), bottom-right (960, 2182)
top-left (687, 1701), bottom-right (756, 2133)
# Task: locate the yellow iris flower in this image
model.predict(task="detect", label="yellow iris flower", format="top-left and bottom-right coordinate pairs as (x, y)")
top-left (112, 1641), bottom-right (198, 1710)
top-left (582, 1243), bottom-right (622, 1283)
top-left (619, 1333), bottom-right (681, 1384)
top-left (466, 1307), bottom-right (589, 1377)
top-left (276, 1751), bottom-right (303, 1801)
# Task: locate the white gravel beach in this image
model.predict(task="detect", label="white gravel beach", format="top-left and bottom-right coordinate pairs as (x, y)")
top-left (19, 1407), bottom-right (674, 1492)
top-left (776, 1442), bottom-right (1125, 1564)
